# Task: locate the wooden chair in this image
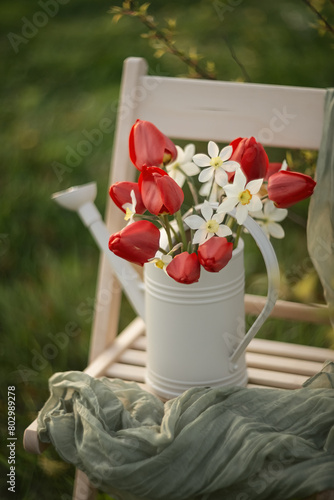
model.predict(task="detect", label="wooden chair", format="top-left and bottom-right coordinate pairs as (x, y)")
top-left (23, 57), bottom-right (334, 500)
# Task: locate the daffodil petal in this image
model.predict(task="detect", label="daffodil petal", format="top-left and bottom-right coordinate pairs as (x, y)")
top-left (184, 143), bottom-right (196, 161)
top-left (208, 141), bottom-right (219, 158)
top-left (271, 207), bottom-right (288, 222)
top-left (184, 214), bottom-right (205, 230)
top-left (247, 178), bottom-right (263, 195)
top-left (248, 196), bottom-right (263, 212)
top-left (217, 197), bottom-right (239, 212)
top-left (236, 204), bottom-right (249, 224)
top-left (223, 184), bottom-right (239, 197)
top-left (215, 168), bottom-right (228, 187)
top-left (217, 225), bottom-right (232, 237)
top-left (268, 222), bottom-right (285, 239)
top-left (183, 162), bottom-right (200, 176)
top-left (234, 168), bottom-right (247, 190)
top-left (201, 201), bottom-right (213, 221)
top-left (219, 145), bottom-right (232, 162)
top-left (193, 153), bottom-right (211, 167)
top-left (199, 166), bottom-right (214, 183)
top-left (222, 160), bottom-right (240, 172)
top-left (192, 228), bottom-right (208, 245)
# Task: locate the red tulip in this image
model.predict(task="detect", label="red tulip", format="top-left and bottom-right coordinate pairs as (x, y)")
top-left (198, 237), bottom-right (233, 273)
top-left (108, 220), bottom-right (160, 266)
top-left (129, 119), bottom-right (177, 171)
top-left (230, 137), bottom-right (269, 182)
top-left (109, 182), bottom-right (146, 214)
top-left (139, 166), bottom-right (184, 215)
top-left (267, 170), bottom-right (316, 208)
top-left (264, 161), bottom-right (290, 181)
top-left (166, 252), bottom-right (201, 284)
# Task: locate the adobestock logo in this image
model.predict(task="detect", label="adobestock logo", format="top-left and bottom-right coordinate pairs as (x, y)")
top-left (7, 0), bottom-right (70, 54)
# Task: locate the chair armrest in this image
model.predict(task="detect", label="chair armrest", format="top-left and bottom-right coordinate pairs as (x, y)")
top-left (23, 418), bottom-right (49, 454)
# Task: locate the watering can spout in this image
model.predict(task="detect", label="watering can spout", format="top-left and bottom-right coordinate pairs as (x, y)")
top-left (52, 182), bottom-right (145, 320)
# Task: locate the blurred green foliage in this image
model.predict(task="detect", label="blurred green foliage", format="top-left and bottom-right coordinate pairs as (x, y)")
top-left (0, 0), bottom-right (333, 498)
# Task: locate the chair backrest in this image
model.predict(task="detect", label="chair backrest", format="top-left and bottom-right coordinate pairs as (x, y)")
top-left (89, 56), bottom-right (326, 362)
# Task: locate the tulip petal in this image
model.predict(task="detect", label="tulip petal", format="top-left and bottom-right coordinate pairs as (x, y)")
top-left (166, 252), bottom-right (200, 284)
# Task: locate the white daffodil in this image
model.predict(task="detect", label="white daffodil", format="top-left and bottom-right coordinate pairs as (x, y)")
top-left (184, 200), bottom-right (232, 245)
top-left (193, 141), bottom-right (240, 187)
top-left (199, 179), bottom-right (223, 202)
top-left (149, 251), bottom-right (173, 272)
top-left (122, 190), bottom-right (137, 224)
top-left (166, 144), bottom-right (200, 187)
top-left (218, 168), bottom-right (263, 225)
top-left (251, 200), bottom-right (288, 239)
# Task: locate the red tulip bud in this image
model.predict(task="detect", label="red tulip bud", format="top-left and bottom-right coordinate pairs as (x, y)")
top-left (109, 182), bottom-right (146, 214)
top-left (166, 252), bottom-right (201, 284)
top-left (129, 119), bottom-right (177, 171)
top-left (108, 220), bottom-right (160, 266)
top-left (198, 237), bottom-right (233, 273)
top-left (267, 170), bottom-right (316, 208)
top-left (265, 162), bottom-right (289, 181)
top-left (230, 137), bottom-right (269, 182)
top-left (139, 166), bottom-right (184, 215)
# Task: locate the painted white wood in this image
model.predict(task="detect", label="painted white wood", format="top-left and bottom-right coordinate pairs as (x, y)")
top-left (245, 294), bottom-right (330, 324)
top-left (73, 470), bottom-right (97, 500)
top-left (89, 57), bottom-right (149, 362)
top-left (246, 352), bottom-right (323, 376)
top-left (85, 317), bottom-right (145, 378)
top-left (134, 73), bottom-right (326, 149)
top-left (247, 367), bottom-right (308, 389)
top-left (247, 338), bottom-right (334, 362)
top-left (106, 362), bottom-right (146, 382)
top-left (23, 419), bottom-right (49, 455)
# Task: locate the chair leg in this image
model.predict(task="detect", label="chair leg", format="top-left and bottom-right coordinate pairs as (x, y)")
top-left (72, 469), bottom-right (97, 500)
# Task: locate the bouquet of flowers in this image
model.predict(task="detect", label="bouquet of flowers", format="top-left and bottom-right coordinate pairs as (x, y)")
top-left (108, 119), bottom-right (316, 285)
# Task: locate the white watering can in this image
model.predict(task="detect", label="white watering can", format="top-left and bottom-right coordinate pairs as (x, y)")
top-left (53, 182), bottom-right (280, 399)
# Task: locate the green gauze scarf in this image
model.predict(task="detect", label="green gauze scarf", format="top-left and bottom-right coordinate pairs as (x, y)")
top-left (307, 88), bottom-right (334, 328)
top-left (37, 363), bottom-right (334, 500)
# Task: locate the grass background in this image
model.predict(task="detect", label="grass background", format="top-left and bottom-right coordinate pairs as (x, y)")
top-left (1, 0), bottom-right (333, 498)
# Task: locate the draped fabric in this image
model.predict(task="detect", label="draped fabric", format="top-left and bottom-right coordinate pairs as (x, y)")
top-left (38, 363), bottom-right (334, 500)
top-left (307, 88), bottom-right (334, 328)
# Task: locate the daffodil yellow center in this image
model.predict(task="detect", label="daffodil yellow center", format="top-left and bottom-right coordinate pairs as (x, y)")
top-left (210, 156), bottom-right (223, 169)
top-left (238, 189), bottom-right (252, 205)
top-left (206, 219), bottom-right (219, 233)
top-left (155, 259), bottom-right (165, 270)
top-left (124, 207), bottom-right (133, 221)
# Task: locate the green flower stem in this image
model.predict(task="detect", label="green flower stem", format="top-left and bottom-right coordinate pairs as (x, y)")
top-left (161, 214), bottom-right (174, 251)
top-left (175, 210), bottom-right (188, 251)
top-left (233, 224), bottom-right (243, 250)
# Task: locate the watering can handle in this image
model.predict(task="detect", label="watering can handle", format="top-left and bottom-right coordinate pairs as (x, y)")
top-left (228, 209), bottom-right (280, 369)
